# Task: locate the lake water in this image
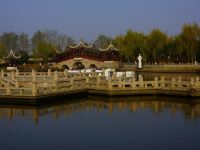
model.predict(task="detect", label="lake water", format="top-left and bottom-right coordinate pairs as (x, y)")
top-left (0, 96), bottom-right (200, 150)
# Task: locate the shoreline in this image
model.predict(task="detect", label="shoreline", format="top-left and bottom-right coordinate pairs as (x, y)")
top-left (0, 88), bottom-right (200, 105)
top-left (1, 69), bottom-right (200, 105)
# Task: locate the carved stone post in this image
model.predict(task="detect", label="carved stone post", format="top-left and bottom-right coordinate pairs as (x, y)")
top-left (195, 77), bottom-right (200, 88)
top-left (11, 71), bottom-right (15, 81)
top-left (1, 70), bottom-right (4, 77)
top-left (32, 69), bottom-right (36, 82)
top-left (97, 75), bottom-right (101, 89)
top-left (85, 76), bottom-right (89, 89)
top-left (139, 76), bottom-right (144, 88)
top-left (70, 77), bottom-right (74, 89)
top-left (171, 77), bottom-right (176, 89)
top-left (32, 82), bottom-right (36, 96)
top-left (178, 76), bottom-right (182, 88)
top-left (132, 77), bottom-right (136, 88)
top-left (48, 69), bottom-right (51, 76)
top-left (118, 77), bottom-right (123, 89)
top-left (160, 76), bottom-right (165, 87)
top-left (15, 80), bottom-right (19, 88)
top-left (154, 77), bottom-right (158, 88)
top-left (191, 78), bottom-right (195, 86)
top-left (64, 69), bottom-right (67, 76)
top-left (16, 69), bottom-right (19, 76)
top-left (6, 83), bottom-right (11, 95)
top-left (53, 71), bottom-right (58, 92)
top-left (108, 78), bottom-right (112, 89)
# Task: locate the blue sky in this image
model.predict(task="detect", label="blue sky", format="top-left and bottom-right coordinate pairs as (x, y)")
top-left (0, 0), bottom-right (199, 41)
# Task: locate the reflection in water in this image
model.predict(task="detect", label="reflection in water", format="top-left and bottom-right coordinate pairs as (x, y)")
top-left (0, 96), bottom-right (200, 124)
top-left (139, 72), bottom-right (199, 81)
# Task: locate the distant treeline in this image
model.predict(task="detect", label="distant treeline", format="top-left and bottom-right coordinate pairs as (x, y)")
top-left (0, 23), bottom-right (200, 64)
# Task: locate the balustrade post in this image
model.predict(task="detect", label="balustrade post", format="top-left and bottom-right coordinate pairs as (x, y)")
top-left (6, 84), bottom-right (11, 95)
top-left (32, 69), bottom-right (36, 82)
top-left (64, 69), bottom-right (67, 76)
top-left (32, 82), bottom-right (36, 96)
top-left (139, 76), bottom-right (144, 88)
top-left (15, 80), bottom-right (19, 88)
top-left (53, 71), bottom-right (58, 92)
top-left (160, 76), bottom-right (165, 87)
top-left (195, 77), bottom-right (200, 88)
top-left (178, 76), bottom-right (182, 88)
top-left (11, 71), bottom-right (15, 81)
top-left (70, 77), bottom-right (74, 89)
top-left (97, 75), bottom-right (100, 89)
top-left (171, 77), bottom-right (176, 89)
top-left (118, 77), bottom-right (123, 89)
top-left (132, 78), bottom-right (136, 88)
top-left (102, 68), bottom-right (105, 76)
top-left (16, 69), bottom-right (19, 76)
top-left (54, 71), bottom-right (58, 81)
top-left (108, 78), bottom-right (112, 89)
top-left (154, 77), bottom-right (158, 88)
top-left (85, 76), bottom-right (89, 88)
top-left (191, 78), bottom-right (195, 88)
top-left (113, 72), bottom-right (117, 78)
top-left (48, 69), bottom-right (51, 76)
top-left (0, 69), bottom-right (3, 77)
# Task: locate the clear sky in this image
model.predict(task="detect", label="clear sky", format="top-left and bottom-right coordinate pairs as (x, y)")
top-left (0, 0), bottom-right (199, 41)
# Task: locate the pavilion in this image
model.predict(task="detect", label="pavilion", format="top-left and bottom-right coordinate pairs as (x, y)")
top-left (3, 49), bottom-right (21, 67)
top-left (55, 41), bottom-right (121, 69)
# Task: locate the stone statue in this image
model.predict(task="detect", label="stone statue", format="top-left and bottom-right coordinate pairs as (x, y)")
top-left (137, 54), bottom-right (142, 68)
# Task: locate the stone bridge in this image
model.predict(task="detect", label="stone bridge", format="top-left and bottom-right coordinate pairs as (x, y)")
top-left (54, 58), bottom-right (119, 69)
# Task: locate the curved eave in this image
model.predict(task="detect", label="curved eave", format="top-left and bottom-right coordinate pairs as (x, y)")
top-left (3, 49), bottom-right (21, 59)
top-left (99, 44), bottom-right (119, 52)
top-left (55, 50), bottom-right (62, 54)
top-left (69, 41), bottom-right (93, 49)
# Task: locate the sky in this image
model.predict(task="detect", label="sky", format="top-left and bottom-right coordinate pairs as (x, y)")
top-left (0, 0), bottom-right (199, 41)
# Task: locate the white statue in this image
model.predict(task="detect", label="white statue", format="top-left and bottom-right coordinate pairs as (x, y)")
top-left (137, 54), bottom-right (142, 68)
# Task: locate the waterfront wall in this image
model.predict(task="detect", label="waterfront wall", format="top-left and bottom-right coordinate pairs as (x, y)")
top-left (0, 69), bottom-right (200, 99)
top-left (121, 64), bottom-right (200, 73)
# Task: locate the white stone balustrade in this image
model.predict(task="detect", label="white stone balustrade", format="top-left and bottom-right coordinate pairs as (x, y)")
top-left (1, 69), bottom-right (200, 97)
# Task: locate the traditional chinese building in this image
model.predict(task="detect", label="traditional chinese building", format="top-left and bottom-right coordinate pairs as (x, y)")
top-left (55, 41), bottom-right (121, 69)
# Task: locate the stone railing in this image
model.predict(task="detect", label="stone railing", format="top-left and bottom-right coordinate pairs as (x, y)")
top-left (0, 69), bottom-right (200, 98)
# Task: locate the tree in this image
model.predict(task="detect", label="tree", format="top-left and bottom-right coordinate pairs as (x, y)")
top-left (18, 50), bottom-right (29, 64)
top-left (32, 41), bottom-right (56, 63)
top-left (32, 29), bottom-right (74, 52)
top-left (177, 23), bottom-right (200, 63)
top-left (114, 30), bottom-right (145, 63)
top-left (0, 42), bottom-right (7, 57)
top-left (0, 32), bottom-right (18, 51)
top-left (94, 34), bottom-right (112, 48)
top-left (146, 29), bottom-right (169, 63)
top-left (31, 30), bottom-right (46, 49)
top-left (18, 33), bottom-right (30, 52)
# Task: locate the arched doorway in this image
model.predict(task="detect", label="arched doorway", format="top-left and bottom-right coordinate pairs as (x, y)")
top-left (62, 65), bottom-right (69, 70)
top-left (72, 62), bottom-right (85, 70)
top-left (89, 64), bottom-right (97, 69)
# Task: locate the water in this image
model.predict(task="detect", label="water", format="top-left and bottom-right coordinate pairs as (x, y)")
top-left (0, 96), bottom-right (200, 150)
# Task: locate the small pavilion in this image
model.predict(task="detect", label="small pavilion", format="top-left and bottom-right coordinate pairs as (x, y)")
top-left (3, 49), bottom-right (21, 66)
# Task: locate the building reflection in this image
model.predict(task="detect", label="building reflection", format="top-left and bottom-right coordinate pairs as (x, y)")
top-left (0, 96), bottom-right (200, 124)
